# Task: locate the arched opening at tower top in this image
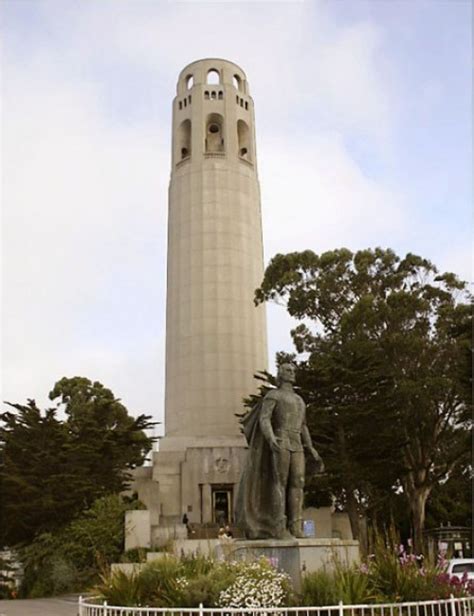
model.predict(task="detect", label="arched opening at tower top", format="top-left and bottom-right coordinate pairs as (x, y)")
top-left (237, 119), bottom-right (251, 161)
top-left (186, 75), bottom-right (194, 89)
top-left (205, 113), bottom-right (224, 153)
top-left (178, 119), bottom-right (191, 161)
top-left (207, 69), bottom-right (220, 85)
top-left (233, 74), bottom-right (242, 91)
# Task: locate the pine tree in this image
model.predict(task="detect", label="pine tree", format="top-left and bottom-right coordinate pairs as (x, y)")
top-left (0, 378), bottom-right (156, 546)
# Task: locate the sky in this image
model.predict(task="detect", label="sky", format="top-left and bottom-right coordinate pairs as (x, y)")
top-left (1, 0), bottom-right (472, 436)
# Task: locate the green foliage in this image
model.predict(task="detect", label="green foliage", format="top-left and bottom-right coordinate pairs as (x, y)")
top-left (301, 569), bottom-right (338, 606)
top-left (425, 462), bottom-right (472, 528)
top-left (0, 401), bottom-right (70, 545)
top-left (301, 564), bottom-right (374, 606)
top-left (120, 547), bottom-right (151, 564)
top-left (302, 537), bottom-right (471, 605)
top-left (18, 494), bottom-right (136, 597)
top-left (333, 564), bottom-right (373, 604)
top-left (96, 568), bottom-right (145, 607)
top-left (367, 536), bottom-right (469, 601)
top-left (99, 554), bottom-right (212, 607)
top-left (0, 377), bottom-right (156, 546)
top-left (254, 247), bottom-right (472, 548)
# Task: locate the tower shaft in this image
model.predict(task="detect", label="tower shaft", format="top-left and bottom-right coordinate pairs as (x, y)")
top-left (164, 59), bottom-right (267, 448)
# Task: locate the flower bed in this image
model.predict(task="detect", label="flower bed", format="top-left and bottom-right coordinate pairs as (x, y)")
top-left (93, 546), bottom-right (473, 610)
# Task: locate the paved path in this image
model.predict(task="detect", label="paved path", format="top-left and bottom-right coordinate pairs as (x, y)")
top-left (0, 595), bottom-right (79, 616)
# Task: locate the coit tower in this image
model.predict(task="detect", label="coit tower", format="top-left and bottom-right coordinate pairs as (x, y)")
top-left (163, 58), bottom-right (268, 451)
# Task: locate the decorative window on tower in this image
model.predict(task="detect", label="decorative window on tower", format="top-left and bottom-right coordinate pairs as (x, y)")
top-left (237, 119), bottom-right (251, 161)
top-left (178, 119), bottom-right (191, 161)
top-left (233, 74), bottom-right (242, 91)
top-left (205, 114), bottom-right (224, 153)
top-left (207, 69), bottom-right (220, 85)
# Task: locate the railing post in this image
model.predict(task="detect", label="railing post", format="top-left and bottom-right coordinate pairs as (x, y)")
top-left (103, 599), bottom-right (108, 616)
top-left (78, 595), bottom-right (83, 616)
top-left (339, 600), bottom-right (344, 616)
top-left (450, 595), bottom-right (457, 616)
top-left (199, 602), bottom-right (204, 616)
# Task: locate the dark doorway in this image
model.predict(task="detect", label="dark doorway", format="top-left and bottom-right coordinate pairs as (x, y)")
top-left (212, 485), bottom-right (233, 525)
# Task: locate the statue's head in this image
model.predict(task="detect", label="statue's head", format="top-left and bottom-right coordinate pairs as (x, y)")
top-left (277, 363), bottom-right (296, 386)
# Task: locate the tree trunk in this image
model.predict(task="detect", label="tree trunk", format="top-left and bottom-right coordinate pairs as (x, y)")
top-left (409, 486), bottom-right (430, 554)
top-left (346, 488), bottom-right (361, 541)
top-left (336, 424), bottom-right (361, 542)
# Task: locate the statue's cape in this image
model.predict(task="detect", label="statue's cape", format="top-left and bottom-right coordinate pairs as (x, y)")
top-left (235, 400), bottom-right (284, 539)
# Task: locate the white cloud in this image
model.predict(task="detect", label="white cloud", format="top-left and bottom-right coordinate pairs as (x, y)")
top-left (438, 243), bottom-right (473, 286)
top-left (260, 132), bottom-right (405, 260)
top-left (2, 57), bottom-right (168, 415)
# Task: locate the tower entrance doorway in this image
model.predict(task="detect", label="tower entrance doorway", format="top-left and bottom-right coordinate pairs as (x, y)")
top-left (212, 485), bottom-right (233, 525)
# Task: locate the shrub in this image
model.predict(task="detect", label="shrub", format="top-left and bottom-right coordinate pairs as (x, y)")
top-left (302, 539), bottom-right (473, 606)
top-left (96, 569), bottom-right (144, 607)
top-left (18, 494), bottom-right (138, 597)
top-left (301, 569), bottom-right (337, 606)
top-left (218, 558), bottom-right (292, 609)
top-left (96, 555), bottom-right (293, 608)
top-left (120, 548), bottom-right (150, 563)
top-left (96, 555), bottom-right (217, 608)
top-left (367, 538), bottom-right (473, 601)
top-left (301, 563), bottom-right (373, 606)
top-left (333, 564), bottom-right (374, 604)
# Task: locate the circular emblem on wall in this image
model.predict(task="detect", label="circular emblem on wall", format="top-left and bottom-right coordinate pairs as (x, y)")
top-left (214, 457), bottom-right (230, 473)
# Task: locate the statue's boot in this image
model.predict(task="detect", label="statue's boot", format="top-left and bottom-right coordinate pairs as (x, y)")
top-left (288, 487), bottom-right (305, 538)
top-left (289, 518), bottom-right (304, 538)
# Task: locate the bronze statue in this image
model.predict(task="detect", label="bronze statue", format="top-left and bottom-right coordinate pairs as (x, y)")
top-left (235, 363), bottom-right (324, 539)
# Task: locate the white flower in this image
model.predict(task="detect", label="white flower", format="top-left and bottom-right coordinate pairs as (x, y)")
top-left (218, 558), bottom-right (291, 609)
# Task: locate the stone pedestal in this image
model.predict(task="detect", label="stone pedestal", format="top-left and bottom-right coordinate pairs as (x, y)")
top-left (229, 538), bottom-right (360, 591)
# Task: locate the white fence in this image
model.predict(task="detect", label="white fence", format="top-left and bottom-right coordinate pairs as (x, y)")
top-left (78, 596), bottom-right (473, 616)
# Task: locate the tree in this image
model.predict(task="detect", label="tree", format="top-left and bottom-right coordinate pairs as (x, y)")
top-left (0, 400), bottom-right (69, 545)
top-left (295, 340), bottom-right (405, 542)
top-left (49, 377), bottom-right (154, 503)
top-left (0, 377), bottom-right (155, 546)
top-left (255, 248), bottom-right (471, 550)
top-left (425, 462), bottom-right (472, 529)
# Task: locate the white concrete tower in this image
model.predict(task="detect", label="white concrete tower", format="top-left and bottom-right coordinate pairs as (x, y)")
top-left (163, 58), bottom-right (268, 451)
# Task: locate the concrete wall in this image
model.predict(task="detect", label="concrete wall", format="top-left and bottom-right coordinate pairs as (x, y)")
top-left (124, 510), bottom-right (151, 551)
top-left (303, 507), bottom-right (354, 540)
top-left (303, 507), bottom-right (332, 538)
top-left (332, 512), bottom-right (354, 540)
top-left (129, 466), bottom-right (161, 526)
